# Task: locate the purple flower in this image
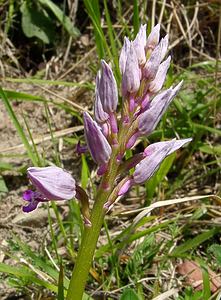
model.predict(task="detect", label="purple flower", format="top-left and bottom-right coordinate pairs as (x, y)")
top-left (22, 166), bottom-right (76, 213)
top-left (122, 43), bottom-right (141, 96)
top-left (83, 112), bottom-right (112, 165)
top-left (138, 82), bottom-right (183, 136)
top-left (97, 60), bottom-right (118, 114)
top-left (134, 138), bottom-right (192, 184)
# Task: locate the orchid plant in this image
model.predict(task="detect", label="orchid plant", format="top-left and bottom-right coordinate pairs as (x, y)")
top-left (22, 24), bottom-right (191, 300)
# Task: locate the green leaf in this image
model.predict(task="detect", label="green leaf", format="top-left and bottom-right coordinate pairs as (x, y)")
top-left (0, 162), bottom-right (13, 171)
top-left (38, 0), bottom-right (80, 38)
top-left (202, 265), bottom-right (211, 300)
top-left (146, 153), bottom-right (176, 200)
top-left (3, 90), bottom-right (46, 102)
top-left (20, 1), bottom-right (54, 44)
top-left (81, 154), bottom-right (89, 190)
top-left (133, 0), bottom-right (139, 35)
top-left (170, 228), bottom-right (219, 257)
top-left (103, 0), bottom-right (120, 80)
top-left (0, 263), bottom-right (58, 293)
top-left (192, 122), bottom-right (221, 136)
top-left (120, 288), bottom-right (140, 300)
top-left (58, 261), bottom-right (64, 300)
top-left (199, 145), bottom-right (221, 155)
top-left (83, 0), bottom-right (105, 59)
top-left (5, 78), bottom-right (93, 89)
top-left (208, 244), bottom-right (221, 266)
top-left (0, 176), bottom-right (8, 193)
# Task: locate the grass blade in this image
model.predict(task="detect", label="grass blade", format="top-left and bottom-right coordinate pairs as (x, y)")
top-left (103, 0), bottom-right (120, 80)
top-left (58, 261), bottom-right (64, 300)
top-left (133, 0), bottom-right (139, 36)
top-left (83, 0), bottom-right (112, 61)
top-left (0, 262), bottom-right (58, 293)
top-left (83, 0), bottom-right (105, 59)
top-left (0, 87), bottom-right (38, 165)
top-left (170, 228), bottom-right (219, 257)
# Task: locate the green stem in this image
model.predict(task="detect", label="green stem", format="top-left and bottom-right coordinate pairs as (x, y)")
top-left (66, 190), bottom-right (108, 299)
top-left (66, 149), bottom-right (119, 300)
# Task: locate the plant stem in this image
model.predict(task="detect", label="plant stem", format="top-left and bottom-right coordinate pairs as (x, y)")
top-left (66, 149), bottom-right (120, 300)
top-left (66, 191), bottom-right (107, 299)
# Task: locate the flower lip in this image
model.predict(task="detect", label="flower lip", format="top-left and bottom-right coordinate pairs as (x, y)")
top-left (22, 190), bottom-right (47, 213)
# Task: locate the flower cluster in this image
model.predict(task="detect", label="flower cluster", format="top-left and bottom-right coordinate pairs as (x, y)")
top-left (22, 24), bottom-right (191, 218)
top-left (83, 24), bottom-right (191, 205)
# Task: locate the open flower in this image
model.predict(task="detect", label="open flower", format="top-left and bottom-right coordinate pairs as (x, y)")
top-left (22, 166), bottom-right (76, 213)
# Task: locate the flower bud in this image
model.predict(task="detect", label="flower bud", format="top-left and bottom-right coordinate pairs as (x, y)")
top-left (94, 83), bottom-right (109, 124)
top-left (138, 88), bottom-right (172, 136)
top-left (83, 112), bottom-right (112, 165)
top-left (144, 138), bottom-right (192, 157)
top-left (138, 82), bottom-right (183, 136)
top-left (134, 138), bottom-right (192, 184)
top-left (97, 60), bottom-right (118, 114)
top-left (119, 37), bottom-right (130, 74)
top-left (133, 24), bottom-right (147, 66)
top-left (148, 55), bottom-right (171, 93)
top-left (143, 35), bottom-right (168, 80)
top-left (122, 43), bottom-right (141, 96)
top-left (118, 178), bottom-right (134, 196)
top-left (146, 24), bottom-right (160, 51)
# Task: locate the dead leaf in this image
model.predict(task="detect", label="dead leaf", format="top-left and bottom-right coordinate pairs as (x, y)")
top-left (177, 259), bottom-right (221, 293)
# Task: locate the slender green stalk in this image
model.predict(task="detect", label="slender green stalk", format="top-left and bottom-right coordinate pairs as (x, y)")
top-left (66, 192), bottom-right (107, 299)
top-left (66, 147), bottom-right (120, 300)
